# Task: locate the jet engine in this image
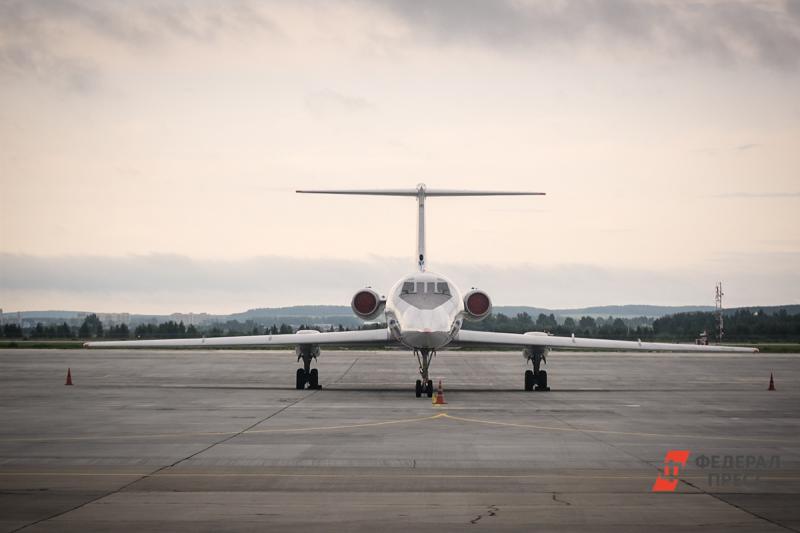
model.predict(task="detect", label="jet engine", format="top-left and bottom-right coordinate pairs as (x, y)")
top-left (463, 289), bottom-right (492, 321)
top-left (351, 288), bottom-right (385, 320)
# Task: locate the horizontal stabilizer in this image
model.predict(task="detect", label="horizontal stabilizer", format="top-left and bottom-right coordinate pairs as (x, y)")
top-left (297, 188), bottom-right (544, 197)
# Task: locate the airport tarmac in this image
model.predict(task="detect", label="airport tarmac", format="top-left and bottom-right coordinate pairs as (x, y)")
top-left (0, 348), bottom-right (798, 532)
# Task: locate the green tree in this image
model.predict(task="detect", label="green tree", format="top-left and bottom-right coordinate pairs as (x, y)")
top-left (2, 324), bottom-right (23, 338)
top-left (78, 314), bottom-right (104, 339)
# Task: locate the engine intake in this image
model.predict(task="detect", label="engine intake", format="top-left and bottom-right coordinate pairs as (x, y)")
top-left (463, 289), bottom-right (491, 321)
top-left (351, 288), bottom-right (385, 320)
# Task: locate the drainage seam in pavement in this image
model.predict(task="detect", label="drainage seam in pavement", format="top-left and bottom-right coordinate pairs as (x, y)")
top-left (7, 360), bottom-right (349, 532)
top-left (545, 402), bottom-right (798, 533)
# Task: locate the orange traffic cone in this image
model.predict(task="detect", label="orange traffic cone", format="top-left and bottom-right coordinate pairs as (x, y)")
top-left (65, 368), bottom-right (73, 386)
top-left (432, 379), bottom-right (446, 405)
top-left (768, 373), bottom-right (775, 391)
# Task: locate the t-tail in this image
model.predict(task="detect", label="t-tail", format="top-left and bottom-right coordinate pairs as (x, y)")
top-left (296, 184), bottom-right (545, 271)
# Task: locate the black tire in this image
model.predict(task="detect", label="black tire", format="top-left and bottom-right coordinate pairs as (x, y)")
top-left (415, 380), bottom-right (422, 398)
top-left (309, 368), bottom-right (319, 389)
top-left (525, 370), bottom-right (534, 391)
top-left (296, 368), bottom-right (306, 390)
top-left (536, 370), bottom-right (549, 391)
top-left (426, 380), bottom-right (434, 398)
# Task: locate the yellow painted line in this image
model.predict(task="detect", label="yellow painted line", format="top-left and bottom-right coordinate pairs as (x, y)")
top-left (246, 413), bottom-right (446, 434)
top-left (0, 414), bottom-right (445, 443)
top-left (440, 413), bottom-right (799, 443)
top-left (1, 410), bottom-right (796, 445)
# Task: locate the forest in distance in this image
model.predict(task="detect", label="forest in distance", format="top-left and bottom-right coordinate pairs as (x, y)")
top-left (3, 307), bottom-right (799, 344)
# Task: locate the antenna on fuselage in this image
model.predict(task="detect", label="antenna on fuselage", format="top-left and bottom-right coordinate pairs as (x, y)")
top-left (296, 184), bottom-right (545, 271)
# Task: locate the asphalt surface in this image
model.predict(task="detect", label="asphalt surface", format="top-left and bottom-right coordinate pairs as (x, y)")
top-left (0, 348), bottom-right (798, 532)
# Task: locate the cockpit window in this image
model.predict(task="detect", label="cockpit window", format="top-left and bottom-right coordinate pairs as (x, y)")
top-left (399, 278), bottom-right (453, 310)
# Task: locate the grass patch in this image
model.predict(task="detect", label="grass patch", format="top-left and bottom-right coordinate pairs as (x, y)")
top-left (0, 340), bottom-right (85, 349)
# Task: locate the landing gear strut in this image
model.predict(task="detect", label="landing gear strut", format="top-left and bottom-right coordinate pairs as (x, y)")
top-left (414, 349), bottom-right (434, 398)
top-left (523, 347), bottom-right (550, 392)
top-left (296, 345), bottom-right (321, 390)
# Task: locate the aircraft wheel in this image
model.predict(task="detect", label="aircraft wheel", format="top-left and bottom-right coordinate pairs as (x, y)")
top-left (426, 380), bottom-right (434, 398)
top-left (296, 368), bottom-right (306, 390)
top-left (524, 370), bottom-right (534, 391)
top-left (415, 380), bottom-right (422, 398)
top-left (309, 368), bottom-right (319, 389)
top-left (536, 370), bottom-right (550, 391)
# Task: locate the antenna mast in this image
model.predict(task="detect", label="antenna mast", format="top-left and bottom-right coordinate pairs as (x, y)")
top-left (715, 282), bottom-right (724, 344)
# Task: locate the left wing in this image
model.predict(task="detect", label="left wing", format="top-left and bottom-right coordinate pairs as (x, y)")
top-left (455, 330), bottom-right (758, 353)
top-left (84, 328), bottom-right (392, 348)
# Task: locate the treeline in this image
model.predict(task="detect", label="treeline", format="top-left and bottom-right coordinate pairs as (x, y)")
top-left (3, 309), bottom-right (799, 343)
top-left (463, 312), bottom-right (656, 340)
top-left (0, 314), bottom-right (372, 340)
top-left (652, 309), bottom-right (800, 342)
top-left (462, 309), bottom-right (800, 342)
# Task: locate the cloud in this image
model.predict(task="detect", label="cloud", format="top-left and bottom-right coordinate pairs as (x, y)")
top-left (1, 253), bottom-right (797, 312)
top-left (0, 0), bottom-right (274, 91)
top-left (712, 192), bottom-right (800, 198)
top-left (4, 0), bottom-right (799, 93)
top-left (736, 143), bottom-right (761, 152)
top-left (369, 0), bottom-right (800, 69)
top-left (305, 89), bottom-right (374, 118)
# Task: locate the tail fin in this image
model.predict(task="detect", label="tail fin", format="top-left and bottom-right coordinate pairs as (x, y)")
top-left (297, 184), bottom-right (545, 271)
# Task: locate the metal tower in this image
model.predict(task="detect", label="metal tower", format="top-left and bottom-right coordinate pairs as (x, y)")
top-left (715, 282), bottom-right (724, 343)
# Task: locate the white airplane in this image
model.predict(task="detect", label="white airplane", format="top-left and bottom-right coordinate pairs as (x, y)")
top-left (86, 184), bottom-right (757, 396)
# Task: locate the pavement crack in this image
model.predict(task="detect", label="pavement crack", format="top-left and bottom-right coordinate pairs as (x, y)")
top-left (546, 408), bottom-right (798, 532)
top-left (331, 357), bottom-right (360, 384)
top-left (8, 389), bottom-right (321, 532)
top-left (552, 492), bottom-right (571, 506)
top-left (470, 505), bottom-right (499, 525)
top-left (680, 480), bottom-right (799, 533)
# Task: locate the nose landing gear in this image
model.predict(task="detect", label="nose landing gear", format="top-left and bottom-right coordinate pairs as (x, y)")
top-left (524, 369), bottom-right (548, 391)
top-left (523, 347), bottom-right (550, 392)
top-left (296, 345), bottom-right (322, 390)
top-left (414, 349), bottom-right (435, 397)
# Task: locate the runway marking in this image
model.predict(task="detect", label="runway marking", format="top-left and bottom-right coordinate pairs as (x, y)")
top-left (246, 413), bottom-right (447, 434)
top-left (0, 414), bottom-right (446, 443)
top-left (1, 471), bottom-right (799, 481)
top-left (439, 413), bottom-right (799, 444)
top-left (1, 411), bottom-right (796, 445)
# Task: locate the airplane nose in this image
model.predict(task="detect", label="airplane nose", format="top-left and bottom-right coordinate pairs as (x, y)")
top-left (402, 330), bottom-right (450, 349)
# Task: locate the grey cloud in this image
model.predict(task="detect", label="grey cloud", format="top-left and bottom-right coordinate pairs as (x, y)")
top-left (736, 143), bottom-right (761, 152)
top-left (1, 253), bottom-right (797, 310)
top-left (0, 0), bottom-right (275, 91)
top-left (0, 253), bottom-right (405, 294)
top-left (1, 43), bottom-right (99, 93)
top-left (369, 0), bottom-right (800, 69)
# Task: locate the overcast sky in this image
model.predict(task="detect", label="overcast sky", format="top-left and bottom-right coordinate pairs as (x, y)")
top-left (1, 0), bottom-right (799, 313)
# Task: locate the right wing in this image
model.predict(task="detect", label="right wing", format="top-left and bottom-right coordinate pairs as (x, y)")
top-left (84, 328), bottom-right (392, 348)
top-left (455, 330), bottom-right (758, 353)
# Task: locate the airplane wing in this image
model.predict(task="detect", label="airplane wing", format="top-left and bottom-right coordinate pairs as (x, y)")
top-left (454, 330), bottom-right (758, 353)
top-left (84, 328), bottom-right (392, 348)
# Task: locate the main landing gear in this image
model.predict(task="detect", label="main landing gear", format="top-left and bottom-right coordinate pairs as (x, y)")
top-left (296, 345), bottom-right (322, 390)
top-left (414, 349), bottom-right (434, 398)
top-left (524, 347), bottom-right (550, 392)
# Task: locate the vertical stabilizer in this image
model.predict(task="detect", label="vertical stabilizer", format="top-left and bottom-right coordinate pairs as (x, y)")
top-left (296, 185), bottom-right (545, 270)
top-left (416, 184), bottom-right (427, 271)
